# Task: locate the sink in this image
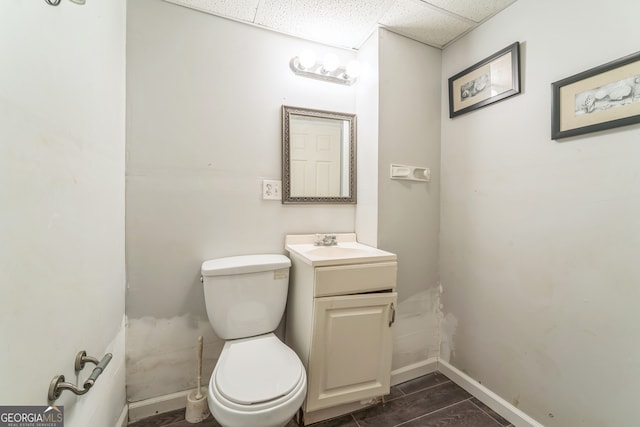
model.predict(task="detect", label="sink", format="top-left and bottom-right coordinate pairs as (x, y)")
top-left (285, 234), bottom-right (397, 266)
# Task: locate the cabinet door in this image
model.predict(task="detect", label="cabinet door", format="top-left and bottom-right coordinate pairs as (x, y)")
top-left (306, 292), bottom-right (397, 412)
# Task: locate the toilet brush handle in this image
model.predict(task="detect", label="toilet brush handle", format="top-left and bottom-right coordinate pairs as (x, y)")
top-left (195, 336), bottom-right (204, 399)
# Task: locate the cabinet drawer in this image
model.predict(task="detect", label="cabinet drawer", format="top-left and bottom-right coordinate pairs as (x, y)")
top-left (314, 262), bottom-right (397, 297)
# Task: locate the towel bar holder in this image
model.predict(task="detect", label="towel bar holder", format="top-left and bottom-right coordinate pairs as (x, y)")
top-left (48, 351), bottom-right (112, 402)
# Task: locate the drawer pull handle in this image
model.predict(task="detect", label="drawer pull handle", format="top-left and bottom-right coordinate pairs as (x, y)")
top-left (388, 302), bottom-right (396, 327)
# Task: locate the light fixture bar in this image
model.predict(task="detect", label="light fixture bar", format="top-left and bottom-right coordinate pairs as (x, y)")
top-left (45, 0), bottom-right (86, 5)
top-left (289, 55), bottom-right (359, 86)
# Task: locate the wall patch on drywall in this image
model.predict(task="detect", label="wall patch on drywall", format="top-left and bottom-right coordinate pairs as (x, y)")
top-left (125, 314), bottom-right (223, 402)
top-left (440, 311), bottom-right (458, 362)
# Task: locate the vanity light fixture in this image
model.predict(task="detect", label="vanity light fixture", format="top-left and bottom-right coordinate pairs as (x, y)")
top-left (290, 50), bottom-right (361, 86)
top-left (45, 0), bottom-right (85, 5)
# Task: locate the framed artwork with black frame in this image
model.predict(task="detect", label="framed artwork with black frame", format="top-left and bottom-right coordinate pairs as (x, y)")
top-left (448, 42), bottom-right (521, 118)
top-left (551, 51), bottom-right (640, 139)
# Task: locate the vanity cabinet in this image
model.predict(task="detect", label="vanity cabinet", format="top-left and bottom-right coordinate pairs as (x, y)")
top-left (285, 235), bottom-right (397, 425)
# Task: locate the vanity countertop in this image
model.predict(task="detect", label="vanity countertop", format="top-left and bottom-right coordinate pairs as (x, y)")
top-left (285, 233), bottom-right (397, 267)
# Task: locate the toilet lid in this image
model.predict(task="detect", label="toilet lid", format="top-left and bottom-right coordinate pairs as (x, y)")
top-left (215, 334), bottom-right (303, 405)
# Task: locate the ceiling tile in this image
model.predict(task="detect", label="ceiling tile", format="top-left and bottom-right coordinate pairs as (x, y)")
top-left (380, 0), bottom-right (474, 48)
top-left (421, 0), bottom-right (515, 23)
top-left (162, 0), bottom-right (517, 50)
top-left (254, 0), bottom-right (395, 49)
top-left (164, 0), bottom-right (261, 22)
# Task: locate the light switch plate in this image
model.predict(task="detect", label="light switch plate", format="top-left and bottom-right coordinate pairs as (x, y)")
top-left (262, 180), bottom-right (282, 200)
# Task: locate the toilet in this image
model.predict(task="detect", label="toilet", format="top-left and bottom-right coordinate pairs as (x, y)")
top-left (201, 254), bottom-right (307, 427)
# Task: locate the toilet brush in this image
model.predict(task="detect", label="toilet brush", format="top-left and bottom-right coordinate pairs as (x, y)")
top-left (185, 336), bottom-right (210, 423)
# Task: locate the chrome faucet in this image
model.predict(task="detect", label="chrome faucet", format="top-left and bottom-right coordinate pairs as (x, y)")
top-left (314, 234), bottom-right (338, 246)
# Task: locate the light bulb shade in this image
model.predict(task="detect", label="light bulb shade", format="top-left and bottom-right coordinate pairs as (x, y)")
top-left (298, 49), bottom-right (316, 69)
top-left (345, 60), bottom-right (362, 78)
top-left (322, 53), bottom-right (339, 73)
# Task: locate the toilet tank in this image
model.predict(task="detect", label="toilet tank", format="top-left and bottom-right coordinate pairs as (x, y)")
top-left (201, 254), bottom-right (291, 340)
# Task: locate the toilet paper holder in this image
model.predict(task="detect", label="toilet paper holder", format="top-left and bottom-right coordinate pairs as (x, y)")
top-left (390, 164), bottom-right (431, 182)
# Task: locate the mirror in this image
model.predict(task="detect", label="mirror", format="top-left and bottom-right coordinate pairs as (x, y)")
top-left (282, 105), bottom-right (356, 204)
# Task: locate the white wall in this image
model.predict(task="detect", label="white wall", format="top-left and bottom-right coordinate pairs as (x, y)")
top-left (125, 0), bottom-right (358, 402)
top-left (355, 30), bottom-right (380, 247)
top-left (440, 1), bottom-right (640, 426)
top-left (377, 30), bottom-right (442, 371)
top-left (0, 1), bottom-right (126, 426)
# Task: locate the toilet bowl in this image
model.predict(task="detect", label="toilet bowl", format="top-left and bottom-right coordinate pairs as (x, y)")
top-left (208, 334), bottom-right (306, 427)
top-left (201, 254), bottom-right (307, 427)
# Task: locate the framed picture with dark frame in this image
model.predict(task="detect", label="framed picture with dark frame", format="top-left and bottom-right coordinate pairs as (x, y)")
top-left (551, 51), bottom-right (640, 140)
top-left (448, 42), bottom-right (521, 118)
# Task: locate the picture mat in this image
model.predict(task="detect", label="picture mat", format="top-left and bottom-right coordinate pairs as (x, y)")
top-left (451, 52), bottom-right (513, 113)
top-left (559, 61), bottom-right (640, 132)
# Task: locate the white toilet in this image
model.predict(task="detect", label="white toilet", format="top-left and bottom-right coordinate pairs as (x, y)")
top-left (201, 254), bottom-right (307, 427)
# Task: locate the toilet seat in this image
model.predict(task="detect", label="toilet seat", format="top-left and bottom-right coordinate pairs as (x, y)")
top-left (214, 334), bottom-right (304, 407)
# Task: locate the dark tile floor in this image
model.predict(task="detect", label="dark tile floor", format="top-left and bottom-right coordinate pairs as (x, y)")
top-left (128, 372), bottom-right (513, 427)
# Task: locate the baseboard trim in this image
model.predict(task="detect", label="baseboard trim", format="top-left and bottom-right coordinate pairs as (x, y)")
top-left (437, 360), bottom-right (543, 427)
top-left (114, 404), bottom-right (128, 427)
top-left (126, 362), bottom-right (541, 427)
top-left (391, 357), bottom-right (438, 386)
top-left (127, 388), bottom-right (199, 423)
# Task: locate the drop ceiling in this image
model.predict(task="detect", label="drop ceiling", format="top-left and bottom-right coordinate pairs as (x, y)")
top-left (163, 0), bottom-right (516, 50)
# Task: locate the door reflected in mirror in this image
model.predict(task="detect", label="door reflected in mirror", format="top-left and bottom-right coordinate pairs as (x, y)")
top-left (282, 106), bottom-right (356, 203)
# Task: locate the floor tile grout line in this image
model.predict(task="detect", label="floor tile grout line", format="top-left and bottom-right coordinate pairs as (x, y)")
top-left (390, 399), bottom-right (474, 427)
top-left (395, 379), bottom-right (453, 399)
top-left (345, 381), bottom-right (456, 427)
top-left (467, 397), bottom-right (509, 427)
top-left (385, 391), bottom-right (407, 403)
top-left (351, 412), bottom-right (361, 427)
top-left (350, 378), bottom-right (457, 427)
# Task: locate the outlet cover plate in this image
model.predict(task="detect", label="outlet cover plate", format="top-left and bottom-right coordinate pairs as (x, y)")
top-left (262, 180), bottom-right (282, 200)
